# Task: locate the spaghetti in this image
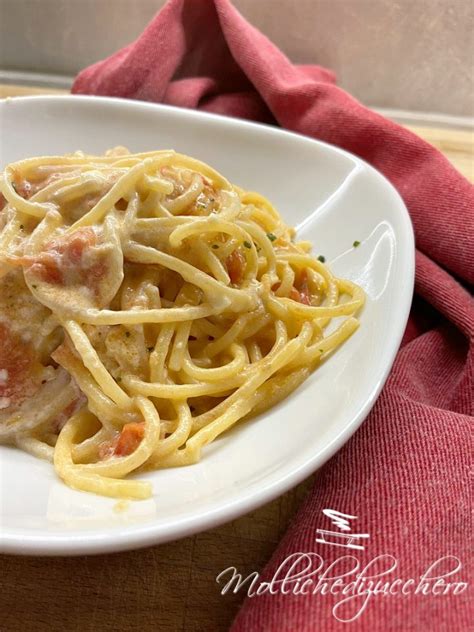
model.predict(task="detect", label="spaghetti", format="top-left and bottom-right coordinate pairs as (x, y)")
top-left (0, 148), bottom-right (364, 499)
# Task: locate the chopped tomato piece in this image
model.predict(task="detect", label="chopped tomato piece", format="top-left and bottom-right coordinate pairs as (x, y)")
top-left (12, 176), bottom-right (33, 199)
top-left (38, 228), bottom-right (97, 284)
top-left (55, 228), bottom-right (97, 263)
top-left (12, 228), bottom-right (100, 287)
top-left (98, 422), bottom-right (145, 460)
top-left (295, 269), bottom-right (311, 305)
top-left (0, 322), bottom-right (40, 409)
top-left (28, 254), bottom-right (63, 285)
top-left (272, 269), bottom-right (312, 305)
top-left (225, 250), bottom-right (246, 285)
top-left (11, 168), bottom-right (73, 199)
top-left (114, 422), bottom-right (145, 457)
top-left (115, 197), bottom-right (128, 211)
top-left (35, 228), bottom-right (97, 278)
top-left (289, 287), bottom-right (302, 302)
top-left (51, 394), bottom-right (86, 434)
top-left (88, 261), bottom-right (107, 283)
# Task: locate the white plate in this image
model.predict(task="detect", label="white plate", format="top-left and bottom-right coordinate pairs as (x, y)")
top-left (0, 96), bottom-right (414, 555)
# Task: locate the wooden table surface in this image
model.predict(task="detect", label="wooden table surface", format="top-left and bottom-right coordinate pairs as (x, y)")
top-left (1, 85), bottom-right (472, 632)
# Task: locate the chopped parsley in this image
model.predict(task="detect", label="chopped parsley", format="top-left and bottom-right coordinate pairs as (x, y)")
top-left (243, 240), bottom-right (252, 249)
top-left (212, 244), bottom-right (219, 249)
top-left (267, 232), bottom-right (277, 242)
top-left (32, 284), bottom-right (37, 289)
top-left (319, 349), bottom-right (324, 353)
top-left (353, 240), bottom-right (361, 248)
top-left (317, 255), bottom-right (326, 263)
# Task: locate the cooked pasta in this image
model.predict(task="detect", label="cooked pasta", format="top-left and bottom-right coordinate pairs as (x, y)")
top-left (0, 147), bottom-right (364, 499)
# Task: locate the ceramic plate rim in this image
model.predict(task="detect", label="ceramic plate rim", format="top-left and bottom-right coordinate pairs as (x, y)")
top-left (0, 96), bottom-right (414, 555)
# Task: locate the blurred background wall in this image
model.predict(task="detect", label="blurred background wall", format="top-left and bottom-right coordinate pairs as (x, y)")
top-left (0, 0), bottom-right (472, 117)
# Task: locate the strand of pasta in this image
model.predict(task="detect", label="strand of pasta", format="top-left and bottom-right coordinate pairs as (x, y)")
top-left (182, 343), bottom-right (247, 381)
top-left (16, 435), bottom-right (56, 462)
top-left (155, 322), bottom-right (312, 467)
top-left (146, 401), bottom-right (193, 465)
top-left (52, 342), bottom-right (139, 429)
top-left (64, 320), bottom-right (133, 409)
top-left (68, 303), bottom-right (219, 325)
top-left (190, 320), bottom-right (289, 431)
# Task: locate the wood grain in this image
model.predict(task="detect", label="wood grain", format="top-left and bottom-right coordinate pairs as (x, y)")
top-left (0, 83), bottom-right (67, 98)
top-left (0, 85), bottom-right (472, 632)
top-left (407, 125), bottom-right (474, 181)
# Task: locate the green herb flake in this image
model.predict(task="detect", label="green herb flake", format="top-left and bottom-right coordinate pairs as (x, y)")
top-left (267, 232), bottom-right (277, 242)
top-left (317, 255), bottom-right (326, 263)
top-left (147, 346), bottom-right (154, 352)
top-left (212, 244), bottom-right (219, 250)
top-left (319, 349), bottom-right (324, 353)
top-left (19, 224), bottom-right (24, 230)
top-left (243, 240), bottom-right (252, 249)
top-left (32, 284), bottom-right (37, 289)
top-left (353, 240), bottom-right (361, 248)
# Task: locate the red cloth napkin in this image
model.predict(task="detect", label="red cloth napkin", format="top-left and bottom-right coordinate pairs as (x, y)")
top-left (73, 1), bottom-right (473, 629)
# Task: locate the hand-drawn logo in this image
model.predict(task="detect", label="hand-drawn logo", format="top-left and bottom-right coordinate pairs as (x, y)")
top-left (315, 509), bottom-right (369, 551)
